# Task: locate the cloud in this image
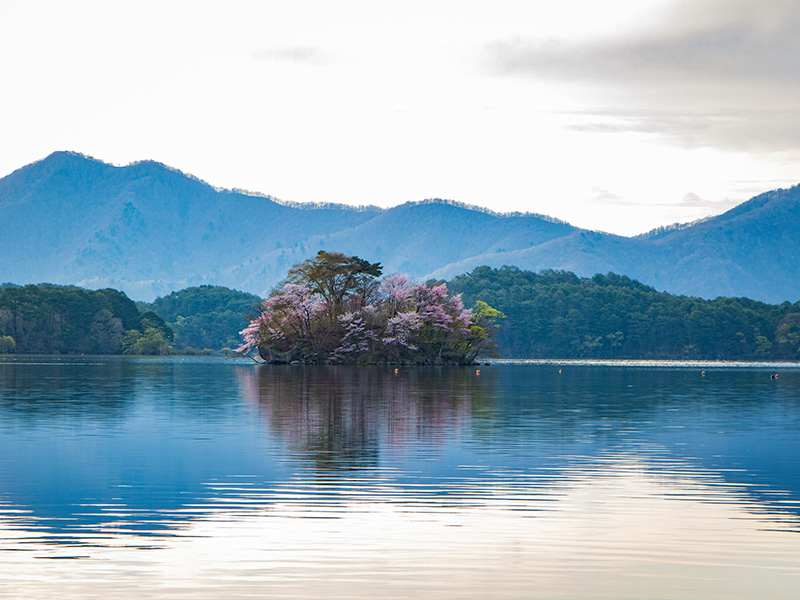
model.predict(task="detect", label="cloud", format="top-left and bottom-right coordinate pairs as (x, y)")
top-left (589, 186), bottom-right (626, 204)
top-left (585, 186), bottom-right (739, 211)
top-left (253, 46), bottom-right (327, 64)
top-left (589, 186), bottom-right (739, 215)
top-left (485, 0), bottom-right (800, 154)
top-left (488, 0), bottom-right (800, 90)
top-left (681, 192), bottom-right (705, 205)
top-left (678, 191), bottom-right (739, 211)
top-left (564, 108), bottom-right (800, 154)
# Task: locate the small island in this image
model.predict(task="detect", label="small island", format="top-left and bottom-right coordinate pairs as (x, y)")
top-left (236, 251), bottom-right (503, 365)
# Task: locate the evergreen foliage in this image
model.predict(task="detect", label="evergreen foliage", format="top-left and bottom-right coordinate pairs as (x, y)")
top-left (5, 266), bottom-right (800, 360)
top-left (144, 285), bottom-right (262, 351)
top-left (0, 284), bottom-right (169, 354)
top-left (286, 251), bottom-right (383, 318)
top-left (448, 266), bottom-right (800, 360)
top-left (121, 327), bottom-right (172, 355)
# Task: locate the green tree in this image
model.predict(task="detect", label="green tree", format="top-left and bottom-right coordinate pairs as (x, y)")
top-left (145, 285), bottom-right (261, 351)
top-left (140, 311), bottom-right (174, 341)
top-left (462, 301), bottom-right (505, 362)
top-left (446, 266), bottom-right (794, 360)
top-left (0, 283), bottom-right (145, 354)
top-left (122, 327), bottom-right (172, 355)
top-left (754, 335), bottom-right (773, 358)
top-left (286, 251), bottom-right (383, 319)
top-left (0, 335), bottom-right (15, 353)
top-left (774, 313), bottom-right (800, 359)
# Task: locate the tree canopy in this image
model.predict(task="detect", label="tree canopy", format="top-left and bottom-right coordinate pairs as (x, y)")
top-left (286, 251), bottom-right (383, 319)
top-left (238, 254), bottom-right (502, 364)
top-left (0, 284), bottom-right (172, 354)
top-left (141, 285), bottom-right (262, 352)
top-left (448, 266), bottom-right (800, 360)
top-left (7, 264), bottom-right (799, 361)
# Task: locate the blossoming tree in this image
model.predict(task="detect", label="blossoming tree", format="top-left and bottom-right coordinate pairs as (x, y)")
top-left (237, 251), bottom-right (503, 364)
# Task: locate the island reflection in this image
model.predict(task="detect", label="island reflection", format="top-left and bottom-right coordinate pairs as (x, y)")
top-left (1, 358), bottom-right (799, 553)
top-left (239, 365), bottom-right (490, 472)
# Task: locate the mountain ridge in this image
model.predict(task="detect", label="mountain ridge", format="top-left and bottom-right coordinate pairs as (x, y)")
top-left (1, 151), bottom-right (798, 303)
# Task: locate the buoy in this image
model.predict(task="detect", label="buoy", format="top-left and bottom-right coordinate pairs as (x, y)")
top-left (476, 370), bottom-right (480, 376)
top-left (394, 368), bottom-right (398, 374)
top-left (558, 369), bottom-right (562, 374)
top-left (702, 371), bottom-right (706, 376)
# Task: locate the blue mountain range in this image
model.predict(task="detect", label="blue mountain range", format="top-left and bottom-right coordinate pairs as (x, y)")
top-left (1, 151), bottom-right (798, 302)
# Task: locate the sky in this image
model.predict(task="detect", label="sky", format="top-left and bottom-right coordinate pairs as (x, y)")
top-left (1, 0), bottom-right (798, 236)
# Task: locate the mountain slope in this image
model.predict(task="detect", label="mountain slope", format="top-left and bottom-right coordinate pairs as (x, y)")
top-left (1, 152), bottom-right (798, 302)
top-left (428, 185), bottom-right (800, 303)
top-left (645, 186), bottom-right (800, 301)
top-left (0, 152), bottom-right (578, 300)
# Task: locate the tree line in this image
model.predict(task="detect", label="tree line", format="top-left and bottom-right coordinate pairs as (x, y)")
top-left (0, 284), bottom-right (173, 354)
top-left (138, 285), bottom-right (262, 353)
top-left (4, 263), bottom-right (800, 360)
top-left (447, 266), bottom-right (800, 360)
top-left (0, 283), bottom-right (261, 355)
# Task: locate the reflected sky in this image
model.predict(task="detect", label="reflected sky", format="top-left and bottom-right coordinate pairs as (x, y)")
top-left (1, 357), bottom-right (800, 598)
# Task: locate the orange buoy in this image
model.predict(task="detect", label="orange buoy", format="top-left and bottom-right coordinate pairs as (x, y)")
top-left (394, 368), bottom-right (398, 374)
top-left (476, 369), bottom-right (480, 376)
top-left (702, 371), bottom-right (706, 376)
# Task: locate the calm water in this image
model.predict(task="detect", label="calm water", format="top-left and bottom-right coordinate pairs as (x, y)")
top-left (1, 356), bottom-right (800, 599)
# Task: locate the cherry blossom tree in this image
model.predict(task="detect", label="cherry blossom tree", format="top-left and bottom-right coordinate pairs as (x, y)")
top-left (238, 255), bottom-right (503, 364)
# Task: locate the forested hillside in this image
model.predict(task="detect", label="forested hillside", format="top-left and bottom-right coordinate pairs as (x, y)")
top-left (448, 267), bottom-right (800, 360)
top-left (4, 268), bottom-right (800, 360)
top-left (4, 152), bottom-right (799, 303)
top-left (0, 152), bottom-right (572, 301)
top-left (0, 284), bottom-right (172, 354)
top-left (140, 285), bottom-right (262, 352)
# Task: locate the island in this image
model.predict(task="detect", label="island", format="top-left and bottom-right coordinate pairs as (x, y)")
top-left (236, 251), bottom-right (503, 365)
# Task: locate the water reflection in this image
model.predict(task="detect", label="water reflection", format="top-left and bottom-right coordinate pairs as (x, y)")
top-left (241, 366), bottom-right (483, 472)
top-left (1, 358), bottom-right (800, 598)
top-left (0, 357), bottom-right (135, 422)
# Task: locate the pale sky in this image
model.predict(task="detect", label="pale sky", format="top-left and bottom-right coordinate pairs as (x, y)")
top-left (1, 0), bottom-right (798, 235)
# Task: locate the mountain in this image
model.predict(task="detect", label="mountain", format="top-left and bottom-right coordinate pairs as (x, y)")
top-left (0, 152), bottom-right (575, 300)
top-left (1, 151), bottom-right (798, 302)
top-left (428, 185), bottom-right (800, 303)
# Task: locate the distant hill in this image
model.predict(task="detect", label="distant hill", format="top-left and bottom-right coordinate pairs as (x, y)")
top-left (0, 283), bottom-right (169, 354)
top-left (141, 285), bottom-right (262, 351)
top-left (1, 151), bottom-right (798, 302)
top-left (447, 266), bottom-right (799, 360)
top-left (0, 152), bottom-right (384, 300)
top-left (428, 186), bottom-right (800, 303)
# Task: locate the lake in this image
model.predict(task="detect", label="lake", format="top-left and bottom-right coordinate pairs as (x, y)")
top-left (1, 356), bottom-right (799, 599)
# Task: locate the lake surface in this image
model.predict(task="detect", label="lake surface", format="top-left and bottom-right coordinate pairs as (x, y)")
top-left (1, 356), bottom-right (800, 599)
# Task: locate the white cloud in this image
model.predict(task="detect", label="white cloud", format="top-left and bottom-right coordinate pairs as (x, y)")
top-left (252, 46), bottom-right (328, 64)
top-left (486, 0), bottom-right (800, 154)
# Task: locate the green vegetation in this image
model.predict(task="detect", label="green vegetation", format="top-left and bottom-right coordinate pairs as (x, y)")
top-left (0, 335), bottom-right (15, 353)
top-left (4, 265), bottom-right (800, 361)
top-left (0, 284), bottom-right (172, 354)
top-left (238, 251), bottom-right (502, 364)
top-left (448, 266), bottom-right (800, 360)
top-left (140, 285), bottom-right (262, 353)
top-left (0, 283), bottom-right (257, 355)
